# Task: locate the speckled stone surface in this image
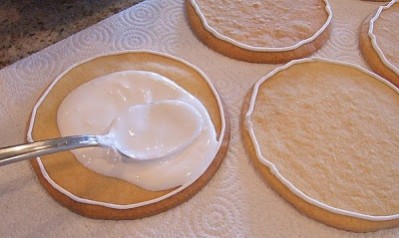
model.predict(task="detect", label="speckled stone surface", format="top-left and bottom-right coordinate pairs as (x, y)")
top-left (0, 0), bottom-right (143, 69)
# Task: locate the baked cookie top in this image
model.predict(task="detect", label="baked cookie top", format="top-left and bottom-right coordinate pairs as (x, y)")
top-left (369, 0), bottom-right (399, 76)
top-left (28, 51), bottom-right (229, 219)
top-left (189, 0), bottom-right (332, 51)
top-left (244, 59), bottom-right (399, 223)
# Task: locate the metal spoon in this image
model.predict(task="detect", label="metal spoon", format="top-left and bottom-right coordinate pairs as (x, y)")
top-left (0, 135), bottom-right (112, 166)
top-left (0, 101), bottom-right (203, 166)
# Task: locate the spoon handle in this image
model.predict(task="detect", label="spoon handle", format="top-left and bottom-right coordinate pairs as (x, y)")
top-left (0, 135), bottom-right (100, 166)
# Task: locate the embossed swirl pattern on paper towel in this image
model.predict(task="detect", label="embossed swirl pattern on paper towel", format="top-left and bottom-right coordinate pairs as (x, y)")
top-left (188, 195), bottom-right (242, 237)
top-left (113, 28), bottom-right (157, 50)
top-left (120, 0), bottom-right (162, 26)
top-left (3, 51), bottom-right (61, 106)
top-left (329, 19), bottom-right (358, 52)
top-left (315, 18), bottom-right (362, 65)
top-left (67, 24), bottom-right (114, 52)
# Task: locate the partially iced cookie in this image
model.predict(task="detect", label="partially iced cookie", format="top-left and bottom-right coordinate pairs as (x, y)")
top-left (186, 0), bottom-right (332, 63)
top-left (359, 0), bottom-right (399, 87)
top-left (28, 51), bottom-right (230, 219)
top-left (242, 58), bottom-right (399, 232)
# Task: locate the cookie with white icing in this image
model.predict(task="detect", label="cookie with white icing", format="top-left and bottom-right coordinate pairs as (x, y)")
top-left (186, 0), bottom-right (332, 63)
top-left (28, 51), bottom-right (230, 219)
top-left (242, 58), bottom-right (399, 232)
top-left (359, 0), bottom-right (399, 87)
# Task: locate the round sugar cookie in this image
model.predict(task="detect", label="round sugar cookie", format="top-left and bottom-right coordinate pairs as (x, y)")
top-left (28, 51), bottom-right (230, 219)
top-left (186, 0), bottom-right (332, 63)
top-left (242, 58), bottom-right (399, 232)
top-left (359, 0), bottom-right (399, 87)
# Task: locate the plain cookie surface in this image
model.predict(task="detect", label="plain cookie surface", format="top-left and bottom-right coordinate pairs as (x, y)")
top-left (359, 0), bottom-right (399, 87)
top-left (186, 0), bottom-right (332, 63)
top-left (242, 59), bottom-right (399, 232)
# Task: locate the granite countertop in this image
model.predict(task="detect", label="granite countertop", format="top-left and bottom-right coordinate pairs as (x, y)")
top-left (0, 0), bottom-right (144, 69)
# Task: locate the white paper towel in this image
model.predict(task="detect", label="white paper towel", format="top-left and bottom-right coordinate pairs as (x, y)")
top-left (0, 0), bottom-right (398, 237)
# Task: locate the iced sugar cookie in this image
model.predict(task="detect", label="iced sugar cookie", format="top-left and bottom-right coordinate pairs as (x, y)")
top-left (28, 51), bottom-right (230, 219)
